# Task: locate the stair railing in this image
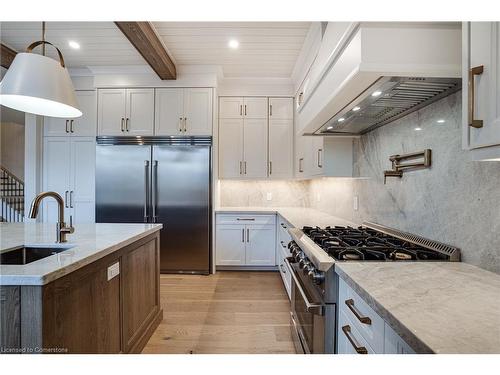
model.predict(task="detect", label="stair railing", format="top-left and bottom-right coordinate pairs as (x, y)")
top-left (0, 165), bottom-right (25, 222)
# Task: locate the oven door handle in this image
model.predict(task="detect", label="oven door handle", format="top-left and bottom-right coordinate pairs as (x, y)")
top-left (285, 258), bottom-right (325, 316)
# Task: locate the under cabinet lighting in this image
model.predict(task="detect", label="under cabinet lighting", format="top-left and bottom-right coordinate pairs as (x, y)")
top-left (228, 39), bottom-right (239, 49)
top-left (414, 127), bottom-right (422, 131)
top-left (338, 118), bottom-right (345, 122)
top-left (352, 106), bottom-right (361, 112)
top-left (371, 90), bottom-right (382, 97)
top-left (436, 119), bottom-right (446, 123)
top-left (327, 126), bottom-right (333, 130)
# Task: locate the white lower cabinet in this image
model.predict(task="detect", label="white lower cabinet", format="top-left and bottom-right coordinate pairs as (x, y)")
top-left (337, 277), bottom-right (415, 354)
top-left (215, 214), bottom-right (276, 267)
top-left (42, 136), bottom-right (95, 224)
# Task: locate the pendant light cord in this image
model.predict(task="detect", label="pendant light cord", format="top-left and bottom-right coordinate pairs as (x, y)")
top-left (42, 21), bottom-right (46, 56)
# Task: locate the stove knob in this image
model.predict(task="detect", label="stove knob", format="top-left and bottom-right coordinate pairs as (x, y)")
top-left (303, 263), bottom-right (314, 275)
top-left (309, 271), bottom-right (325, 285)
top-left (298, 258), bottom-right (308, 269)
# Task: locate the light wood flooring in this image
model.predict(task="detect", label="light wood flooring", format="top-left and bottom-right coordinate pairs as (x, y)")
top-left (142, 271), bottom-right (296, 354)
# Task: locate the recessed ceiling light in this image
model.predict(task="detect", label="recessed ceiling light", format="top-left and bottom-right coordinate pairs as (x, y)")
top-left (228, 39), bottom-right (239, 49)
top-left (436, 119), bottom-right (446, 123)
top-left (371, 90), bottom-right (382, 97)
top-left (414, 127), bottom-right (422, 131)
top-left (338, 118), bottom-right (345, 122)
top-left (327, 126), bottom-right (333, 130)
top-left (68, 41), bottom-right (80, 49)
top-left (352, 106), bottom-right (361, 112)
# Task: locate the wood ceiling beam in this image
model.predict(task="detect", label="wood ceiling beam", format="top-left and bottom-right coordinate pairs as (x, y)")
top-left (1, 43), bottom-right (17, 69)
top-left (115, 22), bottom-right (176, 80)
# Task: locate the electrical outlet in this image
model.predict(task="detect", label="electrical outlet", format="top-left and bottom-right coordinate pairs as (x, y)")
top-left (353, 195), bottom-right (359, 211)
top-left (266, 192), bottom-right (272, 201)
top-left (107, 262), bottom-right (120, 281)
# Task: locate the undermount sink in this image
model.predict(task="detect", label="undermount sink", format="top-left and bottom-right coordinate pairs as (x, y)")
top-left (0, 245), bottom-right (74, 265)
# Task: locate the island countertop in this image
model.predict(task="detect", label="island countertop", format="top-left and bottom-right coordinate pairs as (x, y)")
top-left (335, 262), bottom-right (500, 354)
top-left (0, 222), bottom-right (162, 286)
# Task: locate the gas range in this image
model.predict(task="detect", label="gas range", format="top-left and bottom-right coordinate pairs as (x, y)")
top-left (286, 222), bottom-right (460, 354)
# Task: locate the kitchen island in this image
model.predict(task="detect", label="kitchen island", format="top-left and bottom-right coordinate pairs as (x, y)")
top-left (0, 222), bottom-right (163, 354)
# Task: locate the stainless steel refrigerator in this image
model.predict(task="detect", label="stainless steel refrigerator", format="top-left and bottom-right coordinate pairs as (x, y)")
top-left (95, 136), bottom-right (211, 274)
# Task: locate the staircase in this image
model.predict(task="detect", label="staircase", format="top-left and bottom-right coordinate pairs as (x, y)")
top-left (0, 165), bottom-right (25, 222)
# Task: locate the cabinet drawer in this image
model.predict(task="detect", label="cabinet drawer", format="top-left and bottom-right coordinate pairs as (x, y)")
top-left (338, 278), bottom-right (384, 353)
top-left (216, 213), bottom-right (276, 225)
top-left (338, 309), bottom-right (376, 354)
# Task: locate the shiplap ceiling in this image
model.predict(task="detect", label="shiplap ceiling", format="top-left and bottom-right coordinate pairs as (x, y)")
top-left (0, 21), bottom-right (310, 78)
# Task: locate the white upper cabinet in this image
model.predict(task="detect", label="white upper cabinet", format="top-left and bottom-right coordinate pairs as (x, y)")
top-left (155, 88), bottom-right (213, 135)
top-left (243, 97), bottom-right (268, 119)
top-left (219, 97), bottom-right (244, 118)
top-left (463, 22), bottom-right (500, 161)
top-left (155, 88), bottom-right (184, 135)
top-left (125, 89), bottom-right (155, 135)
top-left (243, 119), bottom-right (268, 179)
top-left (269, 120), bottom-right (293, 179)
top-left (269, 97), bottom-right (294, 120)
top-left (98, 88), bottom-right (154, 136)
top-left (44, 91), bottom-right (97, 137)
top-left (219, 119), bottom-right (244, 178)
top-left (183, 88), bottom-right (213, 135)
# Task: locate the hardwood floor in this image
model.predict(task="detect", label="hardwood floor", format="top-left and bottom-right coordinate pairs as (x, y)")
top-left (142, 271), bottom-right (296, 354)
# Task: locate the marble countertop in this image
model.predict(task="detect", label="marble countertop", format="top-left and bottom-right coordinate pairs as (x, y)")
top-left (335, 262), bottom-right (500, 354)
top-left (0, 222), bottom-right (162, 286)
top-left (215, 206), bottom-right (357, 228)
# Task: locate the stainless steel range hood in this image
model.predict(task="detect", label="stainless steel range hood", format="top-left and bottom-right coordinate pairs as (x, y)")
top-left (316, 76), bottom-right (461, 135)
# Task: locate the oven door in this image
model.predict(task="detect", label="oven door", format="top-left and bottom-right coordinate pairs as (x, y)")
top-left (286, 258), bottom-right (326, 354)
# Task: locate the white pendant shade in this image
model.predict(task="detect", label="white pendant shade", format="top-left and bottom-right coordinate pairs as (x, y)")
top-left (0, 52), bottom-right (81, 118)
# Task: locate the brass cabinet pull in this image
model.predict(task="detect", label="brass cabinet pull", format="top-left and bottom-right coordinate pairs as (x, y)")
top-left (70, 120), bottom-right (74, 133)
top-left (65, 120), bottom-right (69, 133)
top-left (121, 118), bottom-right (125, 132)
top-left (469, 65), bottom-right (484, 128)
top-left (345, 299), bottom-right (372, 325)
top-left (244, 105), bottom-right (247, 116)
top-left (342, 325), bottom-right (368, 354)
top-left (299, 157), bottom-right (304, 173)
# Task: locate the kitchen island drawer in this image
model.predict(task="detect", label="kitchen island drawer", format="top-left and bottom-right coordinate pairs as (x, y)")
top-left (338, 309), bottom-right (375, 354)
top-left (216, 213), bottom-right (276, 225)
top-left (338, 278), bottom-right (385, 353)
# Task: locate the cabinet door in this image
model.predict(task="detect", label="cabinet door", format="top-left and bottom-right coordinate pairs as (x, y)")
top-left (125, 89), bottom-right (154, 136)
top-left (269, 119), bottom-right (293, 179)
top-left (245, 225), bottom-right (276, 266)
top-left (269, 97), bottom-right (293, 120)
top-left (70, 137), bottom-right (96, 223)
top-left (215, 224), bottom-right (246, 266)
top-left (98, 89), bottom-right (126, 136)
top-left (465, 22), bottom-right (500, 149)
top-left (184, 88), bottom-right (213, 135)
top-left (310, 136), bottom-right (324, 176)
top-left (219, 119), bottom-right (244, 178)
top-left (243, 97), bottom-right (268, 119)
top-left (121, 237), bottom-right (160, 353)
top-left (42, 137), bottom-right (71, 223)
top-left (44, 117), bottom-right (71, 136)
top-left (243, 119), bottom-right (268, 178)
top-left (295, 133), bottom-right (309, 178)
top-left (71, 91), bottom-right (97, 136)
top-left (219, 97), bottom-right (244, 119)
top-left (155, 88), bottom-right (184, 135)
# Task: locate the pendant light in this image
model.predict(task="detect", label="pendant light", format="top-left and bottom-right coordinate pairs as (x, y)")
top-left (0, 22), bottom-right (81, 118)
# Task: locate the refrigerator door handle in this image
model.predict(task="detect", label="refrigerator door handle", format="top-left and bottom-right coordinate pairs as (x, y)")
top-left (152, 160), bottom-right (158, 223)
top-left (144, 160), bottom-right (150, 222)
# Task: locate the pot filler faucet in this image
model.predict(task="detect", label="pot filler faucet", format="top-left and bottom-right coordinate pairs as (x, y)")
top-left (28, 191), bottom-right (74, 243)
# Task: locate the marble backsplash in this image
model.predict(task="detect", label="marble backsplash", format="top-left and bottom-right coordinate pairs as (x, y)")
top-left (311, 92), bottom-right (500, 274)
top-left (218, 179), bottom-right (310, 208)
